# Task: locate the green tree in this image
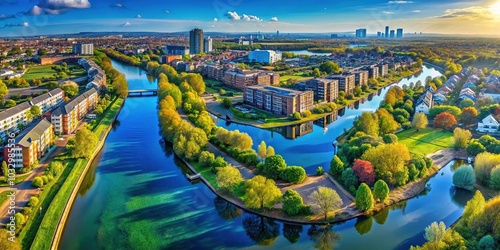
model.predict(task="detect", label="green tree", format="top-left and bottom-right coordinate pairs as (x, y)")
top-left (373, 179), bottom-right (390, 203)
top-left (217, 166), bottom-right (243, 191)
top-left (316, 166), bottom-right (325, 176)
top-left (342, 168), bottom-right (359, 190)
top-left (222, 98), bottom-right (232, 109)
top-left (377, 108), bottom-right (399, 135)
top-left (467, 140), bottom-right (486, 156)
top-left (28, 197), bottom-right (39, 207)
top-left (319, 61), bottom-right (341, 74)
top-left (266, 146), bottom-right (275, 157)
top-left (362, 143), bottom-right (411, 185)
top-left (0, 229), bottom-right (22, 250)
top-left (489, 166), bottom-right (500, 190)
top-left (5, 99), bottom-right (16, 108)
top-left (199, 151), bottom-right (215, 167)
top-left (292, 112), bottom-right (302, 120)
top-left (308, 187), bottom-right (343, 221)
top-left (461, 190), bottom-right (485, 228)
top-left (329, 155), bottom-right (344, 177)
top-left (37, 48), bottom-right (47, 56)
top-left (453, 127), bottom-right (472, 149)
top-left (282, 190), bottom-right (305, 216)
top-left (31, 177), bottom-right (43, 187)
top-left (424, 221), bottom-right (446, 243)
top-left (429, 105), bottom-right (462, 119)
top-left (412, 113), bottom-right (428, 131)
top-left (61, 82), bottom-right (79, 98)
top-left (459, 98), bottom-right (475, 109)
top-left (474, 152), bottom-right (500, 185)
top-left (46, 161), bottom-right (63, 178)
top-left (1, 161), bottom-right (8, 183)
top-left (355, 112), bottom-right (379, 136)
top-left (258, 141), bottom-right (267, 161)
top-left (355, 183), bottom-right (374, 211)
top-left (353, 86), bottom-right (362, 97)
top-left (30, 105), bottom-right (42, 118)
top-left (259, 155), bottom-right (286, 180)
top-left (478, 235), bottom-right (495, 250)
top-left (243, 176), bottom-right (282, 209)
top-left (14, 213), bottom-right (25, 233)
top-left (460, 107), bottom-right (478, 126)
top-left (71, 127), bottom-right (98, 159)
top-left (0, 80), bottom-right (8, 100)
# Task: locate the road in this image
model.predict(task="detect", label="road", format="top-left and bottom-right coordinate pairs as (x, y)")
top-left (5, 86), bottom-right (48, 99)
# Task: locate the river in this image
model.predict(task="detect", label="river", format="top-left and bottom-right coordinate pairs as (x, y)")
top-left (59, 60), bottom-right (472, 250)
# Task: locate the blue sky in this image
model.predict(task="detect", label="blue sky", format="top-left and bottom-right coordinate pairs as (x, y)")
top-left (0, 0), bottom-right (500, 37)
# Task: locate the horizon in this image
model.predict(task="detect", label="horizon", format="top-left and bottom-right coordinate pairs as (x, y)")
top-left (1, 0), bottom-right (500, 38)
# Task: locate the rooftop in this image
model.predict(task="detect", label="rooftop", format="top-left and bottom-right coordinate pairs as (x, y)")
top-left (247, 85), bottom-right (308, 97)
top-left (14, 118), bottom-right (52, 147)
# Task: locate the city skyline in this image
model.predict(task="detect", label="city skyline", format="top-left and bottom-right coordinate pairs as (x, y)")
top-left (0, 0), bottom-right (500, 37)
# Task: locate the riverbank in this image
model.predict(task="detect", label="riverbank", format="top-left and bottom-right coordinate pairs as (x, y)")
top-left (205, 67), bottom-right (423, 129)
top-left (28, 97), bottom-right (124, 250)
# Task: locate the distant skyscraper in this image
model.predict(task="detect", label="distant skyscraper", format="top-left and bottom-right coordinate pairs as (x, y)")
top-left (204, 36), bottom-right (213, 53)
top-left (390, 30), bottom-right (395, 38)
top-left (277, 30), bottom-right (280, 36)
top-left (355, 28), bottom-right (367, 38)
top-left (385, 26), bottom-right (389, 38)
top-left (396, 28), bottom-right (403, 38)
top-left (331, 34), bottom-right (338, 38)
top-left (189, 28), bottom-right (204, 54)
top-left (377, 32), bottom-right (381, 38)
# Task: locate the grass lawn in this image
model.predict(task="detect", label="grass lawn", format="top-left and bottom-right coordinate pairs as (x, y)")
top-left (190, 162), bottom-right (218, 188)
top-left (26, 98), bottom-right (123, 250)
top-left (0, 190), bottom-right (12, 206)
top-left (204, 80), bottom-right (243, 96)
top-left (397, 128), bottom-right (454, 156)
top-left (279, 74), bottom-right (313, 83)
top-left (22, 64), bottom-right (86, 80)
top-left (0, 172), bottom-right (31, 187)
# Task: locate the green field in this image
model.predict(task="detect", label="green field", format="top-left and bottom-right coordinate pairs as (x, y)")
top-left (204, 79), bottom-right (243, 96)
top-left (22, 64), bottom-right (86, 80)
top-left (0, 190), bottom-right (12, 207)
top-left (279, 74), bottom-right (313, 83)
top-left (397, 128), bottom-right (454, 156)
top-left (0, 172), bottom-right (31, 187)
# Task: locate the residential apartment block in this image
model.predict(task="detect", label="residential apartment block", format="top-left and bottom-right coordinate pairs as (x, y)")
top-left (0, 88), bottom-right (64, 140)
top-left (248, 49), bottom-right (282, 64)
top-left (327, 73), bottom-right (356, 94)
top-left (3, 118), bottom-right (53, 168)
top-left (78, 58), bottom-right (106, 90)
top-left (351, 69), bottom-right (369, 86)
top-left (51, 88), bottom-right (98, 135)
top-left (294, 78), bottom-right (339, 103)
top-left (378, 63), bottom-right (389, 77)
top-left (244, 85), bottom-right (313, 116)
top-left (165, 45), bottom-right (190, 55)
top-left (223, 69), bottom-right (280, 90)
top-left (72, 43), bottom-right (94, 55)
top-left (364, 65), bottom-right (379, 79)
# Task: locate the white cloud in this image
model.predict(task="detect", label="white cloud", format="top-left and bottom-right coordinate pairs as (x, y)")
top-left (388, 1), bottom-right (413, 4)
top-left (122, 22), bottom-right (131, 26)
top-left (226, 11), bottom-right (241, 20)
top-left (242, 14), bottom-right (261, 21)
top-left (165, 10), bottom-right (170, 14)
top-left (45, 8), bottom-right (61, 14)
top-left (383, 11), bottom-right (395, 14)
top-left (270, 17), bottom-right (278, 22)
top-left (136, 14), bottom-right (142, 18)
top-left (39, 0), bottom-right (91, 10)
top-left (412, 10), bottom-right (421, 13)
top-left (23, 22), bottom-right (29, 27)
top-left (438, 6), bottom-right (497, 20)
top-left (30, 5), bottom-right (44, 15)
top-left (213, 18), bottom-right (218, 22)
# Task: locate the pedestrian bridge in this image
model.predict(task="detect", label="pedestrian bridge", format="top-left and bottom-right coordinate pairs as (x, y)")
top-left (128, 89), bottom-right (158, 97)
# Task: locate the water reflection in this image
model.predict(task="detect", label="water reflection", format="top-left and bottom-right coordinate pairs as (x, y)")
top-left (283, 223), bottom-right (303, 244)
top-left (307, 225), bottom-right (341, 250)
top-left (272, 121), bottom-right (314, 139)
top-left (354, 216), bottom-right (373, 235)
top-left (213, 197), bottom-right (242, 220)
top-left (111, 118), bottom-right (121, 131)
top-left (450, 186), bottom-right (475, 207)
top-left (373, 207), bottom-right (389, 225)
top-left (78, 149), bottom-right (104, 196)
top-left (242, 215), bottom-right (280, 245)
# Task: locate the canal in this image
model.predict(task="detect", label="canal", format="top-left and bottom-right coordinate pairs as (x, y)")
top-left (59, 60), bottom-right (472, 250)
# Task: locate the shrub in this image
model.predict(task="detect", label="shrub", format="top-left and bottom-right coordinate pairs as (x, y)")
top-left (282, 190), bottom-right (305, 216)
top-left (221, 98), bottom-right (232, 108)
top-left (489, 166), bottom-right (500, 190)
top-left (316, 166), bottom-right (324, 176)
top-left (453, 165), bottom-right (476, 190)
top-left (408, 164), bottom-right (419, 181)
top-left (281, 166), bottom-right (306, 184)
top-left (46, 161), bottom-right (63, 177)
top-left (330, 155), bottom-right (344, 177)
top-left (382, 134), bottom-right (398, 143)
top-left (260, 155), bottom-right (287, 180)
top-left (31, 177), bottom-right (44, 187)
top-left (467, 140), bottom-right (487, 156)
top-left (211, 156), bottom-right (228, 172)
top-left (21, 207), bottom-right (32, 216)
top-left (394, 168), bottom-right (409, 186)
top-left (373, 180), bottom-right (389, 202)
top-left (14, 213), bottom-right (26, 231)
top-left (41, 175), bottom-right (49, 185)
top-left (28, 197), bottom-right (39, 207)
top-left (355, 183), bottom-right (374, 211)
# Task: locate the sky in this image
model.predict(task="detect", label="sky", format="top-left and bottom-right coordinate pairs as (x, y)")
top-left (0, 0), bottom-right (500, 37)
